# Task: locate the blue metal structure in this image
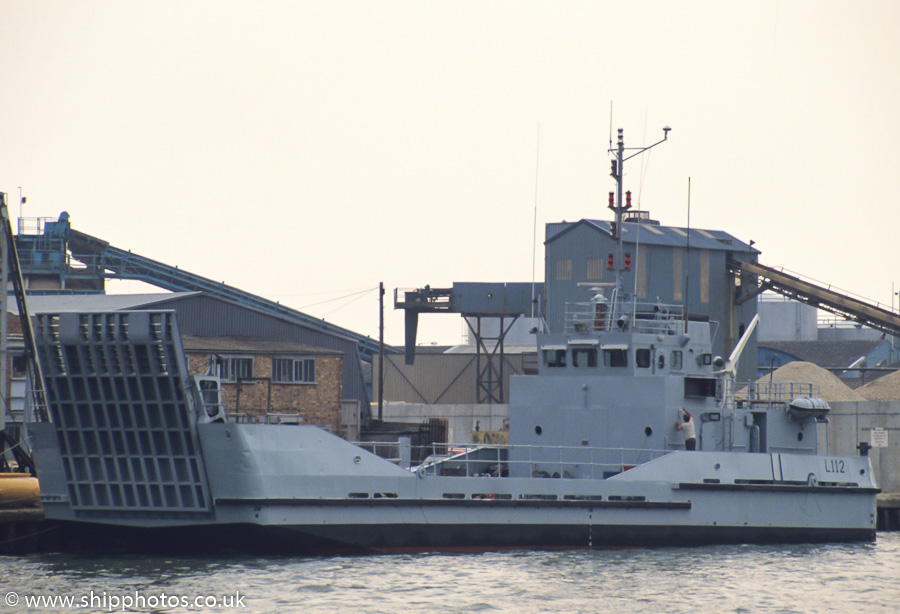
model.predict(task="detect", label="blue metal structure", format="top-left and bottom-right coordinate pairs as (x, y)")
top-left (395, 282), bottom-right (542, 362)
top-left (394, 282), bottom-right (543, 403)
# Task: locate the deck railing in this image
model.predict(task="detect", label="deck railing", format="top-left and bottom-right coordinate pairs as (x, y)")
top-left (352, 440), bottom-right (673, 480)
top-left (564, 301), bottom-right (684, 335)
top-left (727, 378), bottom-right (820, 405)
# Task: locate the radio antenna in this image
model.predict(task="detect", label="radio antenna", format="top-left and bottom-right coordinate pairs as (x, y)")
top-left (683, 177), bottom-right (691, 333)
top-left (608, 102), bottom-right (614, 151)
top-left (530, 123), bottom-right (541, 322)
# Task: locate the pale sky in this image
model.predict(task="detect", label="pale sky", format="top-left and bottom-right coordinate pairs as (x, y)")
top-left (1, 1), bottom-right (898, 346)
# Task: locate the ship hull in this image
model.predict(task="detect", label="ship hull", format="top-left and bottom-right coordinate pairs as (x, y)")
top-left (29, 414), bottom-right (879, 555)
top-left (42, 518), bottom-right (875, 556)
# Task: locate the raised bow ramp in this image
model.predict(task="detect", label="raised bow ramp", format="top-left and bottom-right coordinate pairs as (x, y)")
top-left (31, 311), bottom-right (214, 522)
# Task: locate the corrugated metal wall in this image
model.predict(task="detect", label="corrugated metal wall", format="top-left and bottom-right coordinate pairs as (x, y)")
top-left (545, 222), bottom-right (610, 330)
top-left (373, 353), bottom-right (531, 405)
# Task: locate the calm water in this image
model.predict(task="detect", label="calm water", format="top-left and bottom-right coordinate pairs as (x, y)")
top-left (4, 534), bottom-right (900, 613)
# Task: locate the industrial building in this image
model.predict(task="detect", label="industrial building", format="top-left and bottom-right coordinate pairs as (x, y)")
top-left (182, 336), bottom-right (344, 433)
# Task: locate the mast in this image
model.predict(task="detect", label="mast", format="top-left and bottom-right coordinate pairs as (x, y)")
top-left (611, 129), bottom-right (626, 308)
top-left (607, 125), bottom-right (671, 319)
top-left (378, 281), bottom-right (384, 421)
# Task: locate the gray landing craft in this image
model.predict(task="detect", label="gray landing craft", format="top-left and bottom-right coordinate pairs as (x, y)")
top-left (26, 303), bottom-right (878, 553)
top-left (27, 132), bottom-right (878, 554)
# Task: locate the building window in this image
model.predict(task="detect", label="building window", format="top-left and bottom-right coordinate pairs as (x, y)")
top-left (556, 259), bottom-right (572, 281)
top-left (220, 356), bottom-right (253, 382)
top-left (586, 258), bottom-right (604, 280)
top-left (700, 249), bottom-right (710, 303)
top-left (673, 247), bottom-right (683, 301)
top-left (273, 357), bottom-right (317, 384)
top-left (635, 244), bottom-right (647, 298)
top-left (11, 354), bottom-right (27, 378)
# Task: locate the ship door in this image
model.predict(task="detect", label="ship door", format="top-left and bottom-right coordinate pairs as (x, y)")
top-left (196, 376), bottom-right (226, 423)
top-left (750, 412), bottom-right (767, 453)
top-left (699, 421), bottom-right (717, 451)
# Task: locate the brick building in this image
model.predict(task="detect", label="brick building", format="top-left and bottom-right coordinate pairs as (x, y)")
top-left (182, 336), bottom-right (343, 433)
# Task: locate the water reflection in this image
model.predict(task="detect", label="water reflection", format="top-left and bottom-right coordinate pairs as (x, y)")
top-left (5, 535), bottom-right (898, 614)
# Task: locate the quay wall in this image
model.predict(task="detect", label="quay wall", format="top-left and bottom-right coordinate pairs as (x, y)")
top-left (0, 508), bottom-right (58, 555)
top-left (818, 401), bottom-right (900, 494)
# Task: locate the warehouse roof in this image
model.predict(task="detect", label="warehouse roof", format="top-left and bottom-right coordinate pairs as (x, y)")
top-left (182, 336), bottom-right (341, 356)
top-left (546, 218), bottom-right (759, 253)
top-left (9, 292), bottom-right (201, 314)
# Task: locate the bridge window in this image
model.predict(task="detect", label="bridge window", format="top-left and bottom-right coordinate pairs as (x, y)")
top-left (603, 348), bottom-right (628, 368)
top-left (544, 349), bottom-right (567, 368)
top-left (671, 351), bottom-right (683, 371)
top-left (572, 348), bottom-right (597, 368)
top-left (636, 348), bottom-right (651, 368)
top-left (685, 377), bottom-right (716, 397)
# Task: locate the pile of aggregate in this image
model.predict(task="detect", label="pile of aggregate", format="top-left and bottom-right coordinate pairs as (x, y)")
top-left (742, 361), bottom-right (865, 403)
top-left (857, 370), bottom-right (900, 402)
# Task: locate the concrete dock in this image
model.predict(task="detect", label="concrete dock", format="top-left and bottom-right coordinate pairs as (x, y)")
top-left (0, 507), bottom-right (61, 555)
top-left (876, 493), bottom-right (900, 531)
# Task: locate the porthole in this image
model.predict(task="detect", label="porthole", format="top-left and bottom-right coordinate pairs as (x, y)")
top-left (535, 425), bottom-right (543, 435)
